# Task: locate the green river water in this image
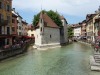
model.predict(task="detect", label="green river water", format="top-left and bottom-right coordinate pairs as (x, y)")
top-left (0, 42), bottom-right (100, 75)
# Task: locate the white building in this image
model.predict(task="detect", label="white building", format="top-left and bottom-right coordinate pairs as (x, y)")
top-left (73, 24), bottom-right (81, 39)
top-left (17, 13), bottom-right (23, 36)
top-left (34, 12), bottom-right (60, 49)
top-left (22, 20), bottom-right (28, 36)
top-left (27, 25), bottom-right (35, 37)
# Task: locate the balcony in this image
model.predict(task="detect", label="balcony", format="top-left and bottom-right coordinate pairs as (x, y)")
top-left (0, 19), bottom-right (8, 26)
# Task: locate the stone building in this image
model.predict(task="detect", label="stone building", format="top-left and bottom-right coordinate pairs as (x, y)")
top-left (60, 16), bottom-right (68, 45)
top-left (34, 12), bottom-right (60, 49)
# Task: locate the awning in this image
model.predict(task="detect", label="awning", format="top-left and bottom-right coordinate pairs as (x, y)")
top-left (0, 35), bottom-right (13, 38)
top-left (95, 36), bottom-right (100, 41)
top-left (22, 36), bottom-right (35, 39)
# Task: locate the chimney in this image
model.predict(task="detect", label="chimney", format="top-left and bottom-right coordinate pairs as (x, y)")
top-left (13, 8), bottom-right (15, 11)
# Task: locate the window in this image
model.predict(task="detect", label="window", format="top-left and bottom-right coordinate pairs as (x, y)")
top-left (7, 39), bottom-right (9, 45)
top-left (41, 19), bottom-right (42, 23)
top-left (41, 27), bottom-right (42, 32)
top-left (7, 16), bottom-right (10, 23)
top-left (7, 27), bottom-right (10, 34)
top-left (6, 5), bottom-right (10, 12)
top-left (12, 19), bottom-right (15, 23)
top-left (0, 2), bottom-right (2, 9)
top-left (0, 2), bottom-right (3, 9)
top-left (19, 26), bottom-right (21, 30)
top-left (0, 26), bottom-right (2, 34)
top-left (31, 34), bottom-right (34, 37)
top-left (19, 32), bottom-right (21, 35)
top-left (0, 14), bottom-right (3, 22)
top-left (0, 14), bottom-right (1, 21)
top-left (12, 27), bottom-right (15, 32)
top-left (50, 35), bottom-right (51, 38)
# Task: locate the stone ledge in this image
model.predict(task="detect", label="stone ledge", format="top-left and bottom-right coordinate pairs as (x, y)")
top-left (33, 43), bottom-right (61, 50)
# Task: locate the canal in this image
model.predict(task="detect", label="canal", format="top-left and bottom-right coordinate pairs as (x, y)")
top-left (0, 42), bottom-right (99, 75)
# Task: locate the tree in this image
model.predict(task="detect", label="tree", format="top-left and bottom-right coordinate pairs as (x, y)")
top-left (32, 10), bottom-right (62, 27)
top-left (68, 26), bottom-right (73, 38)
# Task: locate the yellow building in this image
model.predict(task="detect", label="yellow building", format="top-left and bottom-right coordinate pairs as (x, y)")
top-left (0, 0), bottom-right (12, 47)
top-left (86, 13), bottom-right (99, 43)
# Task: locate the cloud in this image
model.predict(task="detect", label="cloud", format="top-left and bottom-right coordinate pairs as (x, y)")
top-left (12, 0), bottom-right (100, 24)
top-left (12, 0), bottom-right (100, 17)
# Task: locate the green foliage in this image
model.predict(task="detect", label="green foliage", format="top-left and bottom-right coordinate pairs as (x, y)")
top-left (32, 10), bottom-right (62, 27)
top-left (47, 10), bottom-right (62, 27)
top-left (68, 26), bottom-right (73, 38)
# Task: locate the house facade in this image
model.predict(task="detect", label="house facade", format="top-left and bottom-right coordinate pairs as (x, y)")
top-left (22, 20), bottom-right (28, 36)
top-left (81, 20), bottom-right (87, 39)
top-left (17, 13), bottom-right (23, 36)
top-left (72, 24), bottom-right (81, 39)
top-left (0, 0), bottom-right (12, 47)
top-left (27, 25), bottom-right (35, 37)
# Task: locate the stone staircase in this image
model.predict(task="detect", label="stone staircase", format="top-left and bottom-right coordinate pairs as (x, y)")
top-left (90, 52), bottom-right (100, 71)
top-left (94, 53), bottom-right (100, 63)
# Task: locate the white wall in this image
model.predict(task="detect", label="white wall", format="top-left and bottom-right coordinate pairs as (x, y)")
top-left (35, 27), bottom-right (60, 46)
top-left (74, 27), bottom-right (81, 37)
top-left (27, 30), bottom-right (35, 37)
top-left (34, 28), bottom-right (42, 46)
top-left (17, 17), bottom-right (23, 36)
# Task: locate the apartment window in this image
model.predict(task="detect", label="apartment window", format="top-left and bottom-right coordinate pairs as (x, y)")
top-left (0, 14), bottom-right (3, 22)
top-left (12, 19), bottom-right (15, 23)
top-left (41, 27), bottom-right (42, 32)
top-left (19, 26), bottom-right (21, 30)
top-left (12, 27), bottom-right (15, 32)
top-left (31, 34), bottom-right (34, 37)
top-left (19, 32), bottom-right (21, 35)
top-left (7, 27), bottom-right (10, 35)
top-left (0, 2), bottom-right (2, 9)
top-left (50, 35), bottom-right (52, 38)
top-left (7, 39), bottom-right (9, 45)
top-left (6, 5), bottom-right (10, 12)
top-left (0, 26), bottom-right (2, 34)
top-left (0, 2), bottom-right (3, 9)
top-left (0, 14), bottom-right (1, 21)
top-left (7, 16), bottom-right (10, 23)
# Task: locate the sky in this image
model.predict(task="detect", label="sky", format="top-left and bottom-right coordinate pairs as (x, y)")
top-left (12, 0), bottom-right (100, 24)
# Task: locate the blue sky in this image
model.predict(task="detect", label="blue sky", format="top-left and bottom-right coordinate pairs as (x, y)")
top-left (12, 0), bottom-right (100, 24)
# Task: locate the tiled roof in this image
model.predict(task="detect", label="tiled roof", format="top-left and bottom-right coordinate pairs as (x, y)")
top-left (37, 13), bottom-right (59, 28)
top-left (71, 24), bottom-right (81, 28)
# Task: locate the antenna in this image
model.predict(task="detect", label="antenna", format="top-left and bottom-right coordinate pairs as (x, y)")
top-left (41, 0), bottom-right (43, 11)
